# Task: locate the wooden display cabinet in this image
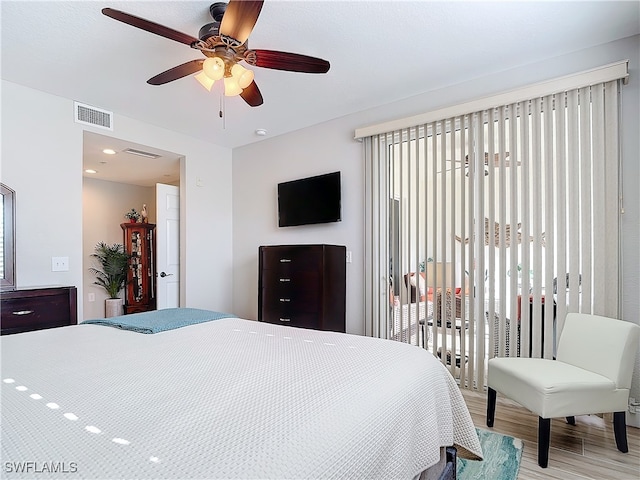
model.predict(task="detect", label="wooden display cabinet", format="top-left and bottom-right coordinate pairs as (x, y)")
top-left (121, 223), bottom-right (156, 314)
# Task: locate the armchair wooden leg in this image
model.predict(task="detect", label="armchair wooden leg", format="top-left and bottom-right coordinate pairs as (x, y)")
top-left (566, 416), bottom-right (576, 425)
top-left (613, 411), bottom-right (628, 453)
top-left (538, 417), bottom-right (551, 468)
top-left (487, 388), bottom-right (496, 427)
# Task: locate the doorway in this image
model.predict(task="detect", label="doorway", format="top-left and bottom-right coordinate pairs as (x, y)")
top-left (82, 131), bottom-right (181, 321)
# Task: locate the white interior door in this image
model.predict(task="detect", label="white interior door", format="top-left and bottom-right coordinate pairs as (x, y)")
top-left (155, 183), bottom-right (180, 309)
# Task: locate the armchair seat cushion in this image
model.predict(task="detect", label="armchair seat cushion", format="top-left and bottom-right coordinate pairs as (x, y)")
top-left (488, 357), bottom-right (628, 419)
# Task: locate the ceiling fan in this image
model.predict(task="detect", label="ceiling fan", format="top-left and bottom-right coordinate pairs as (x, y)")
top-left (462, 152), bottom-right (520, 168)
top-left (102, 1), bottom-right (330, 107)
top-left (438, 153), bottom-right (519, 176)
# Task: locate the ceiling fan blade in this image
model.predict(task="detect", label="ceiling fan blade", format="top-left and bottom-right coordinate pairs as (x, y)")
top-left (147, 60), bottom-right (204, 85)
top-left (247, 50), bottom-right (330, 73)
top-left (240, 80), bottom-right (264, 107)
top-left (102, 8), bottom-right (199, 45)
top-left (219, 0), bottom-right (264, 45)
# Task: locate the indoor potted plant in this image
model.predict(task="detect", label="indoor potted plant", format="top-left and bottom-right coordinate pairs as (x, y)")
top-left (89, 242), bottom-right (130, 318)
top-left (124, 208), bottom-right (140, 223)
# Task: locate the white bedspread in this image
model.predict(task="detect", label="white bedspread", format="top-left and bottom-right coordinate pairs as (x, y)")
top-left (1, 317), bottom-right (481, 479)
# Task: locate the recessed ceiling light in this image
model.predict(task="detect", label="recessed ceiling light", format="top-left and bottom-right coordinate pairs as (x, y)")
top-left (255, 129), bottom-right (267, 136)
top-left (85, 169), bottom-right (98, 174)
top-left (103, 149), bottom-right (116, 155)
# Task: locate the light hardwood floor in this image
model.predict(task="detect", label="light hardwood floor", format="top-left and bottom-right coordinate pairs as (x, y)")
top-left (461, 389), bottom-right (640, 480)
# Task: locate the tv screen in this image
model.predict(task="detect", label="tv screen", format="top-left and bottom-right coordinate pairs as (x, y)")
top-left (278, 172), bottom-right (341, 227)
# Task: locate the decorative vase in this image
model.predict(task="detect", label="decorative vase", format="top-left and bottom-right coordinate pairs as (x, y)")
top-left (129, 218), bottom-right (136, 223)
top-left (105, 298), bottom-right (123, 318)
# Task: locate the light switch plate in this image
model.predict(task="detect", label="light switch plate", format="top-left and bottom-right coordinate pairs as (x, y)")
top-left (51, 256), bottom-right (69, 272)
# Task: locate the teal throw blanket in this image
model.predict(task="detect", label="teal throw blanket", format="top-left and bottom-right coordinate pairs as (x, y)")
top-left (82, 308), bottom-right (235, 334)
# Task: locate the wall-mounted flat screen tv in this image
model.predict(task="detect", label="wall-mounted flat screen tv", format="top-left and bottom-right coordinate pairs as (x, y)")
top-left (278, 171), bottom-right (341, 227)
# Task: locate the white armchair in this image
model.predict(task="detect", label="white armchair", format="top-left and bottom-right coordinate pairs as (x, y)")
top-left (486, 312), bottom-right (640, 468)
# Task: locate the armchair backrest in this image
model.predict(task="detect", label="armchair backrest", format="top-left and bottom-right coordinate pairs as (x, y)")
top-left (557, 313), bottom-right (640, 389)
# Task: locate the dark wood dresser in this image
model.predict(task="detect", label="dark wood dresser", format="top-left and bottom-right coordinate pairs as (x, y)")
top-left (1, 286), bottom-right (77, 335)
top-left (258, 244), bottom-right (346, 332)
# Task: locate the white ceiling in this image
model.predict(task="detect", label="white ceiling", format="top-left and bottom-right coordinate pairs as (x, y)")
top-left (82, 131), bottom-right (181, 187)
top-left (2, 1), bottom-right (639, 186)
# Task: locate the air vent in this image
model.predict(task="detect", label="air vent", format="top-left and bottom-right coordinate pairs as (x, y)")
top-left (74, 102), bottom-right (113, 130)
top-left (123, 148), bottom-right (161, 159)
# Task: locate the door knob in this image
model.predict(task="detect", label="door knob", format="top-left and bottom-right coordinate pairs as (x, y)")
top-left (159, 271), bottom-right (173, 278)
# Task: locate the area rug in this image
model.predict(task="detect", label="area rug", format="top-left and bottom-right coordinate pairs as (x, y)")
top-left (458, 428), bottom-right (523, 480)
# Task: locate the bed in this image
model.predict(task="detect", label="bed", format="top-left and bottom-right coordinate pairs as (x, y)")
top-left (1, 308), bottom-right (482, 479)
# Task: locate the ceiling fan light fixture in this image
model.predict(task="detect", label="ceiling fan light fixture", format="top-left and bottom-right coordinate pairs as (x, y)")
top-left (224, 76), bottom-right (242, 96)
top-left (231, 63), bottom-right (254, 89)
top-left (195, 71), bottom-right (215, 91)
top-left (203, 56), bottom-right (225, 81)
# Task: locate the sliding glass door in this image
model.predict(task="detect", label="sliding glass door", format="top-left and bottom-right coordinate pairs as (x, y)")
top-left (365, 80), bottom-right (621, 390)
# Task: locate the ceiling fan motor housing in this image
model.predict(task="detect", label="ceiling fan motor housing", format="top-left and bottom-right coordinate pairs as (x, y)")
top-left (200, 3), bottom-right (227, 41)
top-left (209, 3), bottom-right (227, 22)
top-left (199, 22), bottom-right (221, 41)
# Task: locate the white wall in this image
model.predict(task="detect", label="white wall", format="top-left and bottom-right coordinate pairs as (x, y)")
top-left (82, 177), bottom-right (154, 320)
top-left (1, 80), bottom-right (235, 320)
top-left (231, 118), bottom-right (363, 329)
top-left (1, 84), bottom-right (83, 293)
top-left (233, 35), bottom-right (640, 422)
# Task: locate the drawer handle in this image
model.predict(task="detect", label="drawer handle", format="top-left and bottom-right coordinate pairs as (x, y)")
top-left (279, 278), bottom-right (291, 282)
top-left (279, 259), bottom-right (292, 263)
top-left (279, 298), bottom-right (291, 303)
top-left (12, 310), bottom-right (34, 316)
top-left (279, 318), bottom-right (291, 322)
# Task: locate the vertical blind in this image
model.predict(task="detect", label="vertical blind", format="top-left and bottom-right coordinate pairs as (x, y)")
top-left (363, 77), bottom-right (623, 391)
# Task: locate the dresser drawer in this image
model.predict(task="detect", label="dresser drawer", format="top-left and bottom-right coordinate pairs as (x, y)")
top-left (1, 287), bottom-right (77, 335)
top-left (260, 245), bottom-right (323, 271)
top-left (261, 311), bottom-right (321, 330)
top-left (261, 285), bottom-right (321, 313)
top-left (261, 268), bottom-right (320, 291)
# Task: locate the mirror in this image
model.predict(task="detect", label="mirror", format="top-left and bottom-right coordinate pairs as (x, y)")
top-left (1, 183), bottom-right (16, 291)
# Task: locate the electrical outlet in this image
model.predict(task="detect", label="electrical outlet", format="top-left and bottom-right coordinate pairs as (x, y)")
top-left (88, 293), bottom-right (95, 302)
top-left (346, 251), bottom-right (353, 263)
top-left (629, 398), bottom-right (639, 414)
